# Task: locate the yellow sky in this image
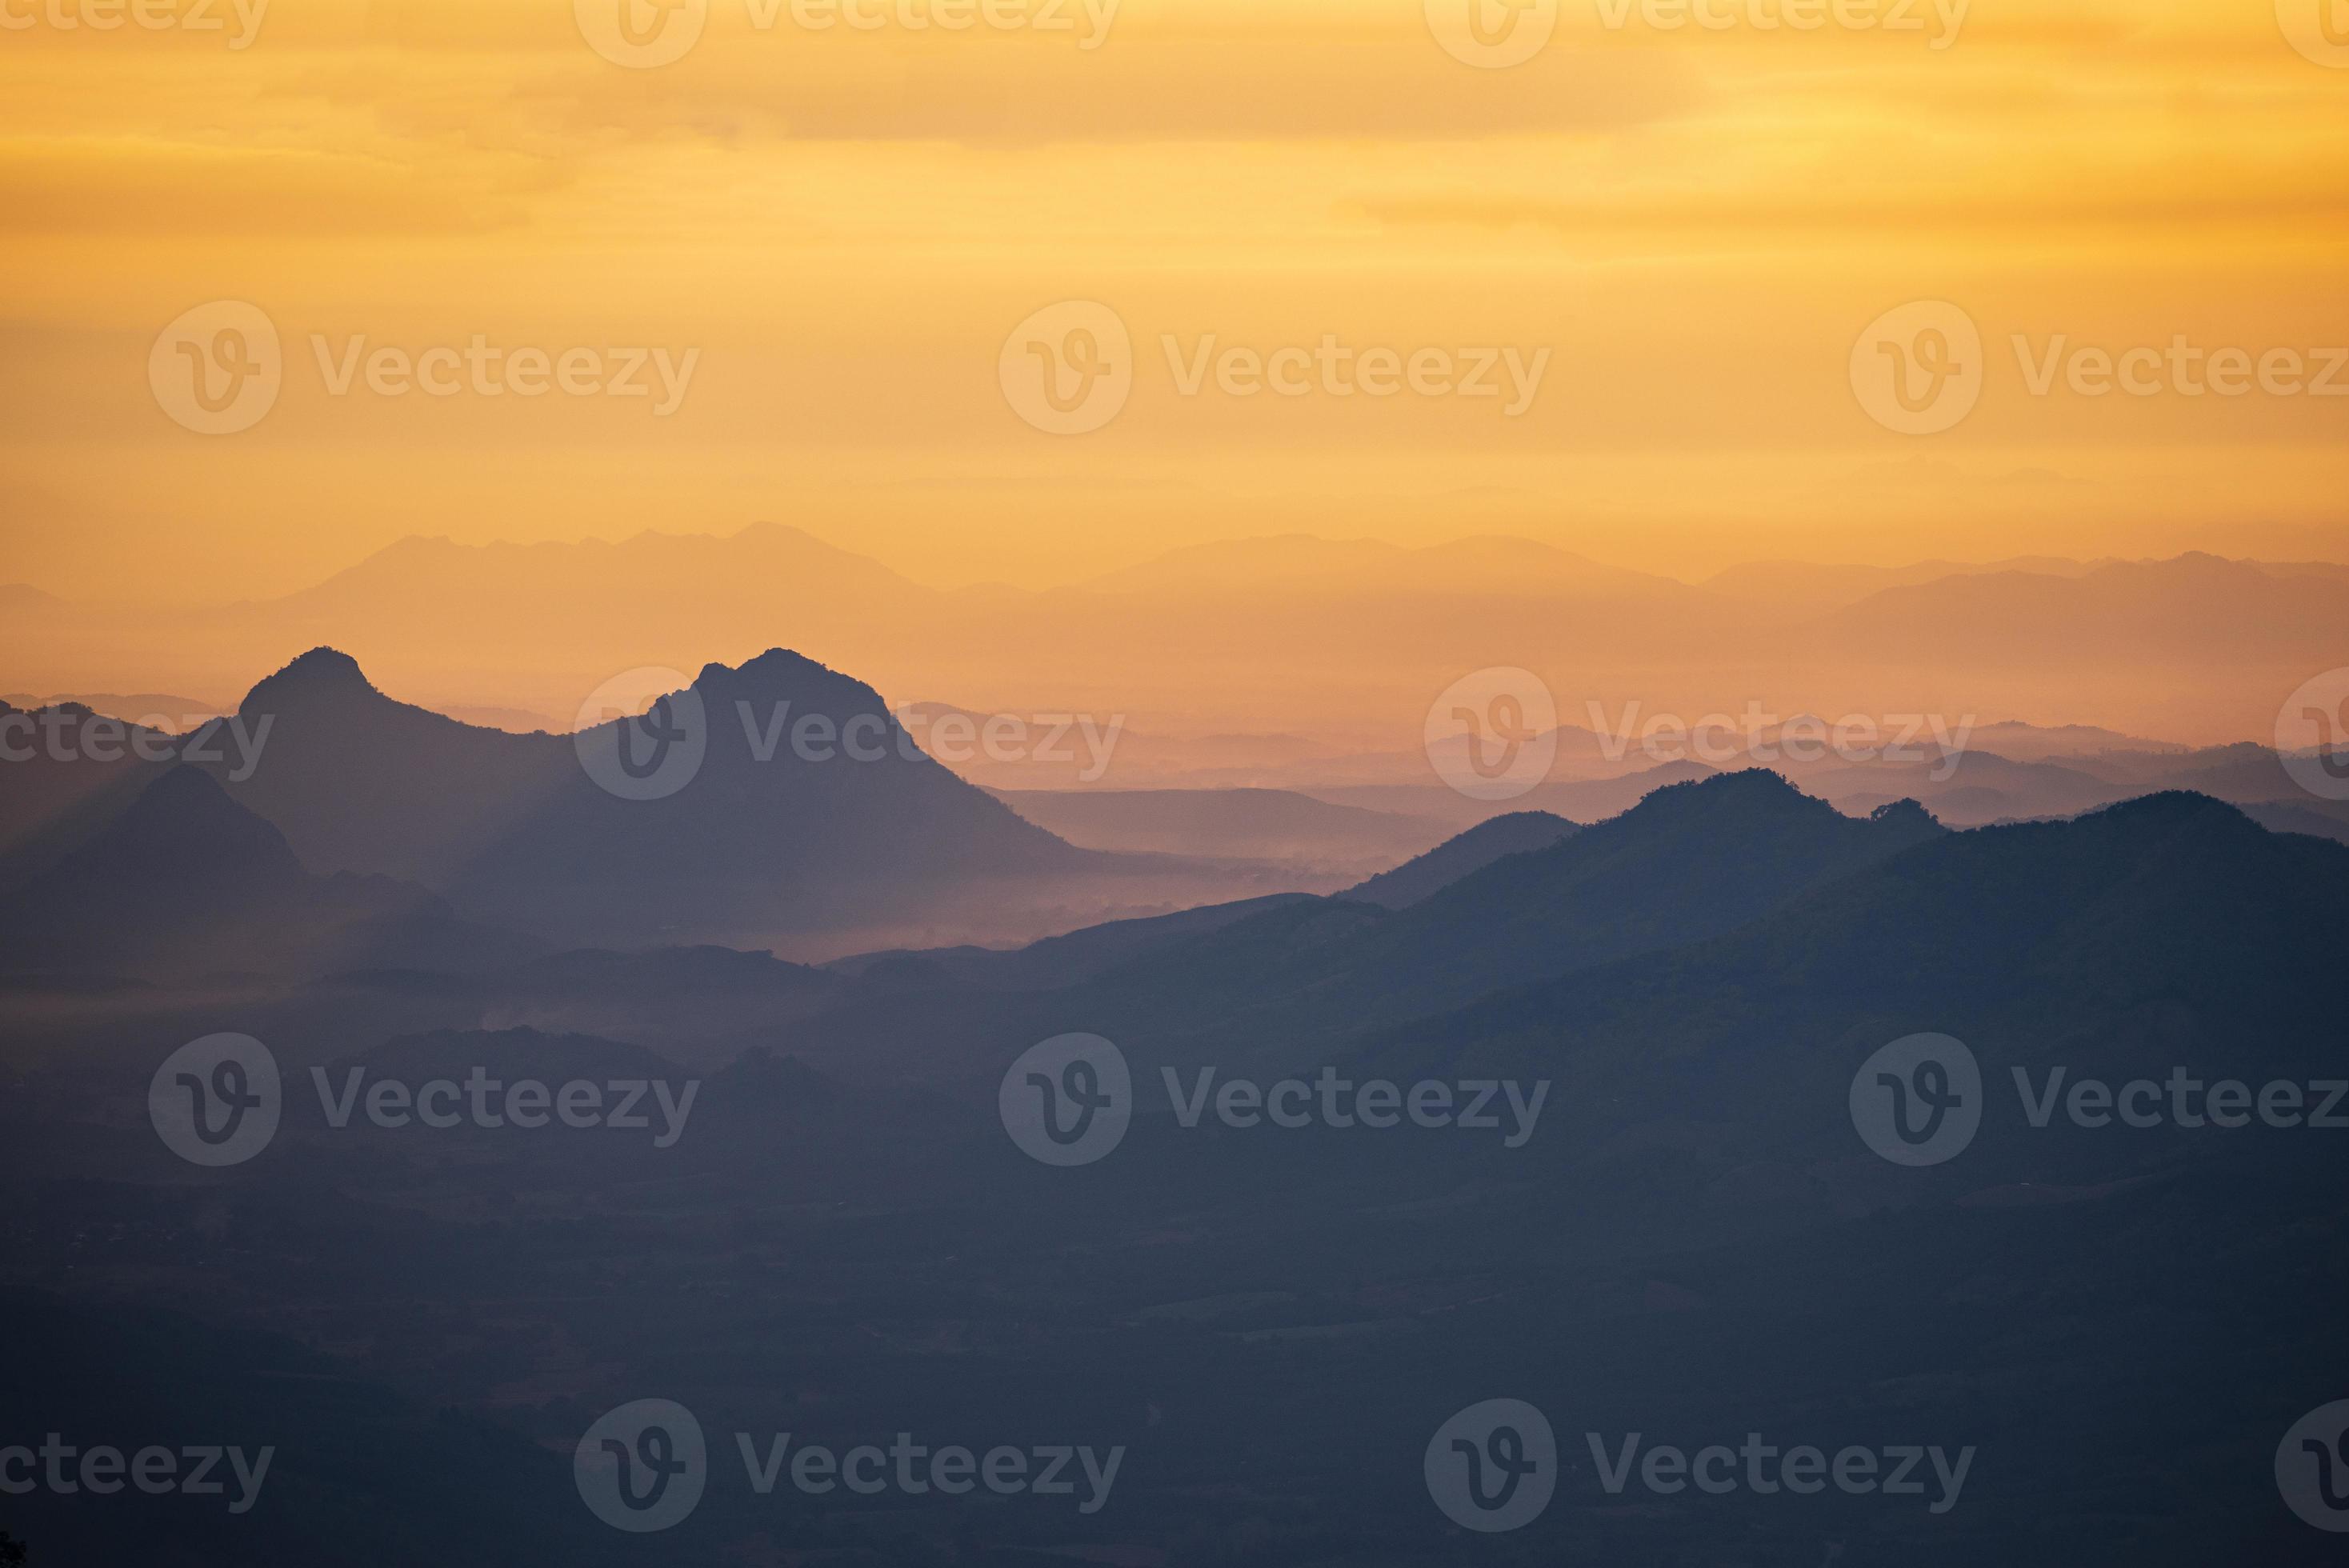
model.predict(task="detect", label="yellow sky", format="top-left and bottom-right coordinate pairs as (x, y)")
top-left (2, 0), bottom-right (2345, 602)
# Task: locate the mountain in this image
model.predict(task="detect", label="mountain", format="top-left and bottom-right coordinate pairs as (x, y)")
top-left (444, 649), bottom-right (1098, 950)
top-left (12, 533), bottom-right (2347, 746)
top-left (0, 702), bottom-right (176, 860)
top-left (1819, 554), bottom-right (2349, 666)
top-left (1343, 810), bottom-right (1579, 908)
top-left (166, 646), bottom-right (1163, 954)
top-left (1076, 533), bottom-right (1697, 602)
top-left (1353, 792), bottom-right (2349, 1176)
top-left (0, 765), bottom-right (527, 979)
top-left (782, 770), bottom-right (1947, 1081)
top-left (201, 647), bottom-right (571, 884)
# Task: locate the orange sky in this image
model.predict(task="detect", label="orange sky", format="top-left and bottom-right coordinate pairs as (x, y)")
top-left (3, 0), bottom-right (2346, 604)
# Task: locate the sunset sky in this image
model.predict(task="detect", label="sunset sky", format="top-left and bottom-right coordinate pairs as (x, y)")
top-left (3, 0), bottom-right (2345, 605)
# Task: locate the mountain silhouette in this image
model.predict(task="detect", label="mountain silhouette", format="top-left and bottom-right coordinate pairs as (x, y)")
top-left (0, 765), bottom-right (526, 979)
top-left (1343, 809), bottom-right (1579, 908)
top-left (445, 648), bottom-right (1096, 946)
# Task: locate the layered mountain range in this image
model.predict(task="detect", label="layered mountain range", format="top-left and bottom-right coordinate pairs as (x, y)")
top-left (7, 526), bottom-right (2345, 744)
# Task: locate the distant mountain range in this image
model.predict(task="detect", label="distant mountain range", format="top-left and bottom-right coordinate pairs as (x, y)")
top-left (0, 647), bottom-right (1277, 972)
top-left (6, 526), bottom-right (2344, 745)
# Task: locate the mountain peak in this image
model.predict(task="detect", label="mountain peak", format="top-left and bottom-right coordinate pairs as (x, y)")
top-left (242, 647), bottom-right (379, 714)
top-left (692, 648), bottom-right (885, 712)
top-left (1868, 798), bottom-right (1939, 830)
